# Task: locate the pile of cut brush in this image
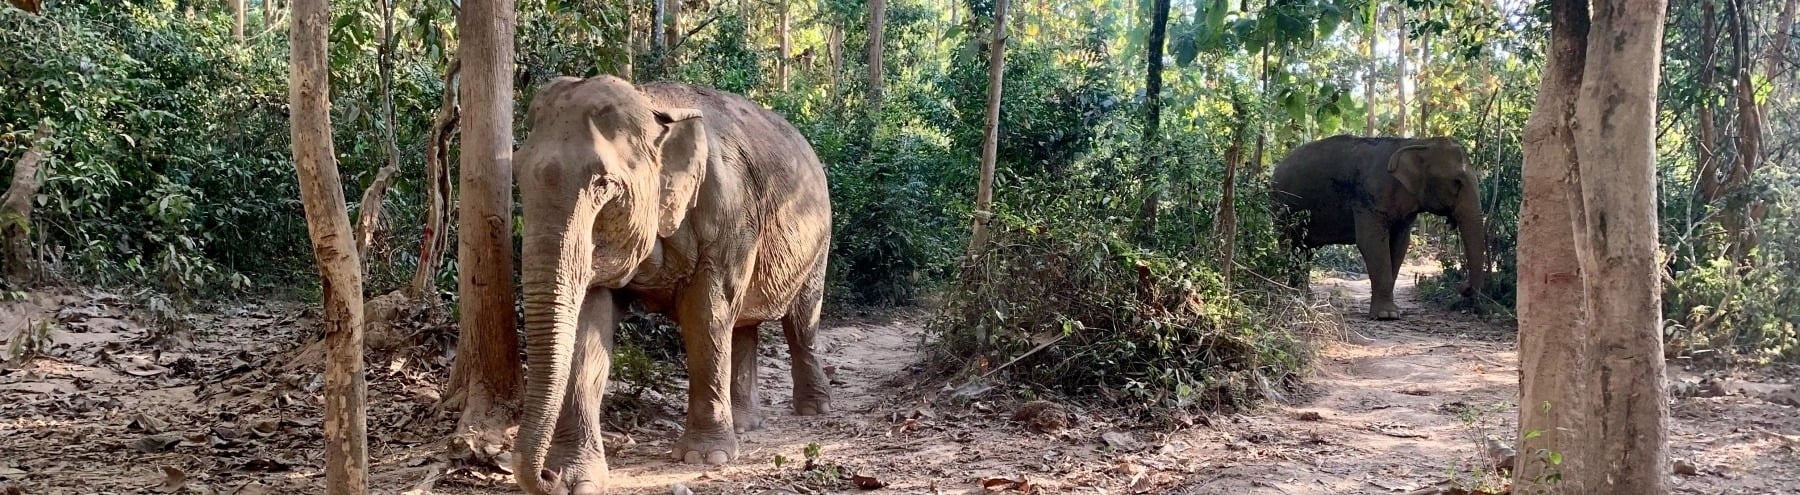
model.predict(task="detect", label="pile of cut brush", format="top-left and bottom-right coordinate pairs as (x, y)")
top-left (928, 216), bottom-right (1320, 414)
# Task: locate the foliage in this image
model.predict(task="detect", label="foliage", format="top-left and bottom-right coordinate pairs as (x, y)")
top-left (927, 213), bottom-right (1315, 413)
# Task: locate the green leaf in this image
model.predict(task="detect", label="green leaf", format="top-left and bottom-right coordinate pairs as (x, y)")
top-left (1548, 451), bottom-right (1563, 465)
top-left (1174, 31), bottom-right (1199, 66)
top-left (1524, 429), bottom-right (1543, 440)
top-left (1205, 0), bottom-right (1228, 32)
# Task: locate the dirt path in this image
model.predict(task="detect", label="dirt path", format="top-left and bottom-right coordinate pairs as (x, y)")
top-left (3, 266), bottom-right (1797, 494)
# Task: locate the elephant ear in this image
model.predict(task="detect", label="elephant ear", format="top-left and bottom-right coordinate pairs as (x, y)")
top-left (653, 108), bottom-right (708, 238)
top-left (1386, 144), bottom-right (1430, 194)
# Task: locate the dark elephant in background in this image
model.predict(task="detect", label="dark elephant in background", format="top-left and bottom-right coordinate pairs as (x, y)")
top-left (511, 75), bottom-right (833, 494)
top-left (1271, 135), bottom-right (1487, 320)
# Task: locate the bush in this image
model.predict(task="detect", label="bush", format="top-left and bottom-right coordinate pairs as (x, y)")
top-left (927, 214), bottom-right (1318, 414)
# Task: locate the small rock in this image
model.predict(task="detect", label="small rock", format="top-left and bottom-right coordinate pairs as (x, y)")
top-left (1673, 459), bottom-right (1699, 476)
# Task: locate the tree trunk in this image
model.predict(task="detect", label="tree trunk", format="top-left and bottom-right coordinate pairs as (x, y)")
top-left (1516, 0), bottom-right (1670, 491)
top-left (412, 59), bottom-right (460, 298)
top-left (830, 23), bottom-right (845, 92)
top-left (967, 0), bottom-right (1009, 258)
top-left (1365, 4), bottom-right (1377, 135)
top-left (356, 0), bottom-right (403, 261)
top-left (445, 0), bottom-right (523, 457)
top-left (664, 0), bottom-right (680, 59)
top-left (1569, 1), bottom-right (1669, 490)
top-left (229, 0), bottom-right (245, 41)
top-left (289, 0), bottom-right (368, 492)
top-left (622, 0), bottom-right (635, 79)
top-left (651, 0), bottom-right (666, 56)
top-left (1418, 16), bottom-right (1430, 135)
top-left (1769, 0), bottom-right (1798, 82)
top-left (1, 124), bottom-right (51, 283)
top-left (1135, 0), bottom-right (1171, 243)
top-left (777, 0), bottom-right (790, 90)
top-left (1395, 4), bottom-right (1409, 135)
top-left (1216, 103), bottom-right (1246, 285)
top-left (1722, 0), bottom-right (1762, 262)
top-left (867, 0), bottom-right (888, 111)
top-left (1695, 0), bottom-right (1721, 206)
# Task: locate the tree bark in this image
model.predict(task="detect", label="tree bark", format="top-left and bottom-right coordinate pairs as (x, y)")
top-left (1769, 0), bottom-right (1798, 81)
top-left (830, 23), bottom-right (844, 92)
top-left (622, 0), bottom-right (635, 79)
top-left (412, 59), bottom-right (460, 298)
top-left (1695, 0), bottom-right (1722, 206)
top-left (1, 124), bottom-right (51, 283)
top-left (1216, 102), bottom-right (1246, 286)
top-left (1514, 0), bottom-right (1590, 490)
top-left (1417, 14), bottom-right (1430, 135)
top-left (1395, 4), bottom-right (1409, 135)
top-left (289, 0), bottom-right (368, 492)
top-left (5, 0), bottom-right (42, 14)
top-left (777, 0), bottom-right (791, 90)
top-left (1569, 1), bottom-right (1670, 490)
top-left (867, 0), bottom-right (888, 111)
top-left (1365, 4), bottom-right (1377, 135)
top-left (356, 0), bottom-right (403, 261)
top-left (967, 0), bottom-right (1009, 258)
top-left (1135, 0), bottom-right (1171, 242)
top-left (664, 0), bottom-right (680, 59)
top-left (445, 0), bottom-right (523, 455)
top-left (1722, 0), bottom-right (1762, 262)
top-left (1517, 0), bottom-right (1671, 492)
top-left (229, 0), bottom-right (246, 41)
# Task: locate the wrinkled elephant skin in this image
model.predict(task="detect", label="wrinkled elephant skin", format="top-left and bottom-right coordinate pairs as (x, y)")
top-left (1271, 135), bottom-right (1487, 320)
top-left (511, 76), bottom-right (833, 495)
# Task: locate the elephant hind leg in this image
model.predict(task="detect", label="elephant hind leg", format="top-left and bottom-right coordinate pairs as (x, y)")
top-left (784, 251), bottom-right (831, 416)
top-left (730, 324), bottom-right (764, 433)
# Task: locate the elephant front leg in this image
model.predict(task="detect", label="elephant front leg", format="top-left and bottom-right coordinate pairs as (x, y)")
top-left (1355, 217), bottom-right (1401, 320)
top-left (544, 289), bottom-right (619, 495)
top-left (671, 280), bottom-right (740, 466)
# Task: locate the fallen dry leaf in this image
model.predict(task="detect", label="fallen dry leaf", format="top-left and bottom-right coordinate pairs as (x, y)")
top-left (1101, 431), bottom-right (1145, 452)
top-left (129, 412), bottom-right (170, 434)
top-left (1290, 411), bottom-right (1324, 421)
top-left (159, 465), bottom-right (187, 493)
top-left (232, 482), bottom-right (273, 495)
top-left (1673, 458), bottom-right (1699, 476)
top-left (133, 434), bottom-right (182, 453)
top-left (851, 474), bottom-right (886, 490)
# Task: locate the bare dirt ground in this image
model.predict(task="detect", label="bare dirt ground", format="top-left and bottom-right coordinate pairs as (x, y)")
top-left (3, 264), bottom-right (1797, 494)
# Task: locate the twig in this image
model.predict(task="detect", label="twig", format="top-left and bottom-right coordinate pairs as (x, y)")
top-left (978, 332), bottom-right (1068, 380)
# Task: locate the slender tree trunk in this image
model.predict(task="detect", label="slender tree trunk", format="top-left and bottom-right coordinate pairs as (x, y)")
top-left (356, 0), bottom-right (403, 261)
top-left (1395, 4), bottom-right (1409, 135)
top-left (968, 0), bottom-right (1010, 258)
top-left (1217, 102), bottom-right (1246, 285)
top-left (1135, 0), bottom-right (1171, 242)
top-left (1769, 0), bottom-right (1798, 82)
top-left (829, 23), bottom-right (844, 92)
top-left (1722, 0), bottom-right (1762, 262)
top-left (777, 0), bottom-right (791, 90)
top-left (651, 0), bottom-right (666, 56)
top-left (1695, 0), bottom-right (1722, 206)
top-left (289, 0), bottom-right (368, 492)
top-left (229, 0), bottom-right (245, 41)
top-left (1514, 0), bottom-right (1590, 490)
top-left (664, 0), bottom-right (680, 59)
top-left (445, 0), bottom-right (523, 455)
top-left (1517, 0), bottom-right (1671, 492)
top-left (622, 0), bottom-right (635, 79)
top-left (1365, 5), bottom-right (1377, 135)
top-left (1, 124), bottom-right (51, 283)
top-left (867, 0), bottom-right (888, 111)
top-left (412, 60), bottom-right (460, 297)
top-left (1418, 17), bottom-right (1430, 135)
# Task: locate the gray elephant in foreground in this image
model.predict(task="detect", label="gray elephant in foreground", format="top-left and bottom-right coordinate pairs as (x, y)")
top-left (1271, 135), bottom-right (1487, 320)
top-left (512, 75), bottom-right (833, 495)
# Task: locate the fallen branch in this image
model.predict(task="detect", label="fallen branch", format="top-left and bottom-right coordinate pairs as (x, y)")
top-left (2, 123), bottom-right (53, 283)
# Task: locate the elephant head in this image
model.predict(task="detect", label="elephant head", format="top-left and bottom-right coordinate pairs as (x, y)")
top-left (1387, 137), bottom-right (1487, 298)
top-left (512, 75), bottom-right (709, 494)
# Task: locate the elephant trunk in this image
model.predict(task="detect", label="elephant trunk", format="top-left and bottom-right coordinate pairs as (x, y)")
top-left (514, 203), bottom-right (598, 494)
top-left (1454, 190), bottom-right (1488, 298)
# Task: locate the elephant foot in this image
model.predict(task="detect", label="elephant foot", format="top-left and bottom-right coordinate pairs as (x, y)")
top-left (535, 456), bottom-right (608, 495)
top-left (1370, 301), bottom-right (1401, 320)
top-left (792, 395), bottom-right (832, 416)
top-left (670, 428), bottom-right (738, 465)
top-left (733, 405), bottom-right (765, 433)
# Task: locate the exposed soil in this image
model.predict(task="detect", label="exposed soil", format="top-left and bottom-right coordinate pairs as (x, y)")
top-left (2, 264), bottom-right (1796, 494)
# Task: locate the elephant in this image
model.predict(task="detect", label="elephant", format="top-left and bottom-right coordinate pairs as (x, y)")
top-left (1270, 135), bottom-right (1487, 320)
top-left (511, 75), bottom-right (833, 495)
